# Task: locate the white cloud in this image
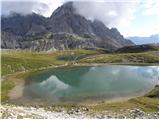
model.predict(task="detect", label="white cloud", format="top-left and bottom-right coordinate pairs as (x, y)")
top-left (73, 1), bottom-right (139, 28)
top-left (1, 0), bottom-right (139, 27)
top-left (123, 25), bottom-right (158, 37)
top-left (141, 0), bottom-right (158, 16)
top-left (108, 11), bottom-right (118, 17)
top-left (1, 1), bottom-right (47, 16)
top-left (1, 0), bottom-right (64, 17)
top-left (118, 0), bottom-right (159, 37)
top-left (38, 0), bottom-right (64, 17)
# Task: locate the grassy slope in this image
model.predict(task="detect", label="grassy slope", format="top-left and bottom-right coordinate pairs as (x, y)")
top-left (1, 49), bottom-right (159, 112)
top-left (79, 51), bottom-right (158, 64)
top-left (91, 85), bottom-right (159, 112)
top-left (1, 49), bottom-right (101, 76)
top-left (115, 43), bottom-right (159, 53)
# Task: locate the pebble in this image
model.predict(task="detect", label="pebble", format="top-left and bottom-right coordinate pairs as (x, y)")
top-left (107, 115), bottom-right (112, 119)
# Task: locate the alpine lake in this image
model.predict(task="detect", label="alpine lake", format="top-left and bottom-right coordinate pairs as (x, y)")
top-left (16, 65), bottom-right (158, 104)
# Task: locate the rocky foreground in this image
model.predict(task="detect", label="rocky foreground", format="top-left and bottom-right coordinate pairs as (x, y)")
top-left (1, 104), bottom-right (159, 119)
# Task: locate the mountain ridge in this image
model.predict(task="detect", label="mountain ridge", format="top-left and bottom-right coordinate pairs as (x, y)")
top-left (1, 2), bottom-right (134, 51)
top-left (128, 34), bottom-right (159, 45)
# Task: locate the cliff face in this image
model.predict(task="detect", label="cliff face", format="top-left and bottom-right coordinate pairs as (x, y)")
top-left (1, 2), bottom-right (134, 52)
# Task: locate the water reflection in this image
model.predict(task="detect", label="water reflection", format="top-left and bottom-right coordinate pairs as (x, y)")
top-left (23, 65), bottom-right (159, 102)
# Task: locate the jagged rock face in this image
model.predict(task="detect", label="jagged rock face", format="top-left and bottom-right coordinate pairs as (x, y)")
top-left (1, 2), bottom-right (134, 51)
top-left (2, 13), bottom-right (47, 36)
top-left (48, 2), bottom-right (94, 35)
top-left (1, 31), bottom-right (21, 49)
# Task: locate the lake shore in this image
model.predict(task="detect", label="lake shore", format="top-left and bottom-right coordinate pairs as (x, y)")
top-left (2, 62), bottom-right (158, 101)
top-left (1, 59), bottom-right (159, 119)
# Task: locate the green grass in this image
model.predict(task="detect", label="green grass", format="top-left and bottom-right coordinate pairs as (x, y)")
top-left (115, 44), bottom-right (159, 53)
top-left (1, 80), bottom-right (15, 102)
top-left (91, 97), bottom-right (158, 112)
top-left (79, 51), bottom-right (159, 64)
top-left (1, 49), bottom-right (101, 76)
top-left (145, 85), bottom-right (159, 98)
top-left (91, 85), bottom-right (159, 112)
top-left (2, 50), bottom-right (158, 76)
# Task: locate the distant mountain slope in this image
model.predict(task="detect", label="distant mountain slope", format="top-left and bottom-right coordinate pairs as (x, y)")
top-left (128, 34), bottom-right (159, 45)
top-left (115, 43), bottom-right (159, 53)
top-left (1, 2), bottom-right (134, 51)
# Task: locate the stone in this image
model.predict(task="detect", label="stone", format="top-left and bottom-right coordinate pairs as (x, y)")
top-left (82, 107), bottom-right (89, 111)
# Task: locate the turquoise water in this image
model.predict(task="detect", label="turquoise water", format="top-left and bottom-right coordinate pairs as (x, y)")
top-left (23, 65), bottom-right (159, 102)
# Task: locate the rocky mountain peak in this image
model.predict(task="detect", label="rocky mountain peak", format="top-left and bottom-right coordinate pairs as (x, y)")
top-left (51, 2), bottom-right (75, 18)
top-left (1, 2), bottom-right (134, 51)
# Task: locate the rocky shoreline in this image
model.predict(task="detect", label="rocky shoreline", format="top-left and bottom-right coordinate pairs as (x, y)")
top-left (1, 104), bottom-right (159, 119)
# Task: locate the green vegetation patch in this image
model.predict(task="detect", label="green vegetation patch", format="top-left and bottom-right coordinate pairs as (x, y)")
top-left (1, 80), bottom-right (15, 102)
top-left (1, 49), bottom-right (101, 76)
top-left (115, 44), bottom-right (159, 53)
top-left (91, 97), bottom-right (158, 113)
top-left (79, 51), bottom-right (158, 64)
top-left (56, 49), bottom-right (104, 61)
top-left (145, 85), bottom-right (159, 98)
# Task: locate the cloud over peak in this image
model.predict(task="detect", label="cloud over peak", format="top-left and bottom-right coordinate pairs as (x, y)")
top-left (73, 1), bottom-right (138, 28)
top-left (1, 0), bottom-right (158, 37)
top-left (1, 1), bottom-right (49, 16)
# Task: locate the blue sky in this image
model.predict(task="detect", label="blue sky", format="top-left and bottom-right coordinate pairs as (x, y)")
top-left (1, 0), bottom-right (159, 37)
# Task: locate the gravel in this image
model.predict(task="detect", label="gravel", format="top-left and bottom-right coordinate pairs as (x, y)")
top-left (1, 104), bottom-right (159, 119)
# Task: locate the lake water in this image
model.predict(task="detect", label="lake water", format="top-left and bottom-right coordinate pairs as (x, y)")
top-left (23, 65), bottom-right (159, 103)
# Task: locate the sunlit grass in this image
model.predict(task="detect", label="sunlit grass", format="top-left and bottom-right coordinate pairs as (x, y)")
top-left (91, 97), bottom-right (158, 112)
top-left (79, 51), bottom-right (158, 64)
top-left (1, 49), bottom-right (101, 76)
